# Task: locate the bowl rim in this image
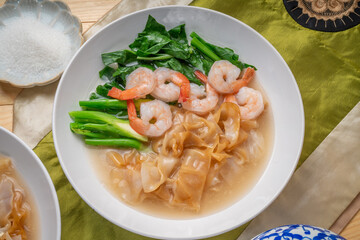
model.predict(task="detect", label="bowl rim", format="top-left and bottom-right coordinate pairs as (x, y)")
top-left (0, 126), bottom-right (61, 240)
top-left (53, 5), bottom-right (305, 239)
top-left (0, 0), bottom-right (84, 88)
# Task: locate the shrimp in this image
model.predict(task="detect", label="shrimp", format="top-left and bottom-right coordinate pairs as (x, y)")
top-left (225, 87), bottom-right (264, 120)
top-left (151, 68), bottom-right (190, 103)
top-left (182, 71), bottom-right (219, 115)
top-left (208, 60), bottom-right (255, 94)
top-left (127, 99), bottom-right (172, 137)
top-left (108, 67), bottom-right (156, 100)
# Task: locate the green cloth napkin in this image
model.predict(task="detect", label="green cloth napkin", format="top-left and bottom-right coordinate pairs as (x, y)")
top-left (191, 0), bottom-right (360, 167)
top-left (33, 0), bottom-right (360, 239)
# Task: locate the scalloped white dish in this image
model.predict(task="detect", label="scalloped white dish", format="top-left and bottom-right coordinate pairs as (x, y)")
top-left (0, 0), bottom-right (83, 88)
top-left (53, 6), bottom-right (304, 240)
top-left (0, 127), bottom-right (61, 240)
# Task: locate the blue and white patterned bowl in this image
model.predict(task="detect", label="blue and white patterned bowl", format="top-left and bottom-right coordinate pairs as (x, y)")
top-left (252, 224), bottom-right (346, 240)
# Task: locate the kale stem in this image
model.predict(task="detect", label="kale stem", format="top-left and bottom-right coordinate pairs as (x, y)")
top-left (79, 99), bottom-right (127, 111)
top-left (85, 138), bottom-right (143, 149)
top-left (70, 122), bottom-right (122, 138)
top-left (137, 54), bottom-right (173, 61)
top-left (190, 37), bottom-right (221, 62)
top-left (69, 111), bottom-right (147, 142)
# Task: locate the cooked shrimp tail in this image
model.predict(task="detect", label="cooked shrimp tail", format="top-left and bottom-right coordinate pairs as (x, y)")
top-left (127, 99), bottom-right (148, 136)
top-left (173, 72), bottom-right (190, 103)
top-left (224, 94), bottom-right (237, 104)
top-left (231, 67), bottom-right (255, 93)
top-left (109, 87), bottom-right (148, 101)
top-left (108, 87), bottom-right (122, 99)
top-left (194, 70), bottom-right (208, 83)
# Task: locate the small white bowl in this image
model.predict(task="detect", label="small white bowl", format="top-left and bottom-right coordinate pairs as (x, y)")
top-left (0, 0), bottom-right (83, 87)
top-left (0, 127), bottom-right (61, 240)
top-left (53, 6), bottom-right (304, 239)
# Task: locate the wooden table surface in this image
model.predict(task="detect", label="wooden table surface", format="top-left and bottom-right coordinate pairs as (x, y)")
top-left (0, 0), bottom-right (358, 239)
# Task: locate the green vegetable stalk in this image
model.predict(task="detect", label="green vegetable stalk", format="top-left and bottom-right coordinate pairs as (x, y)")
top-left (190, 37), bottom-right (221, 62)
top-left (79, 99), bottom-right (127, 111)
top-left (70, 122), bottom-right (125, 138)
top-left (190, 32), bottom-right (257, 70)
top-left (137, 54), bottom-right (173, 61)
top-left (70, 123), bottom-right (109, 139)
top-left (85, 138), bottom-right (143, 150)
top-left (69, 111), bottom-right (147, 142)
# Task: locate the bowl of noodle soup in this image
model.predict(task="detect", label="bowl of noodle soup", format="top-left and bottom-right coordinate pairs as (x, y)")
top-left (0, 127), bottom-right (61, 240)
top-left (53, 6), bottom-right (304, 239)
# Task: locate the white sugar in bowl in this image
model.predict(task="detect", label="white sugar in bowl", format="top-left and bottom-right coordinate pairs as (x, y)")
top-left (0, 0), bottom-right (83, 87)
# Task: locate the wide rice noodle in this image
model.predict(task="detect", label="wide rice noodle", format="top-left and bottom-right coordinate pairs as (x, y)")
top-left (106, 102), bottom-right (264, 212)
top-left (0, 158), bottom-right (30, 240)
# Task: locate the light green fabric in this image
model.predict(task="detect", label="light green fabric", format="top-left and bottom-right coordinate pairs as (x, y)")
top-left (34, 1), bottom-right (360, 239)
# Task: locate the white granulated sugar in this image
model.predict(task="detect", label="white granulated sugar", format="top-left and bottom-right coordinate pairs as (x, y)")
top-left (0, 17), bottom-right (72, 83)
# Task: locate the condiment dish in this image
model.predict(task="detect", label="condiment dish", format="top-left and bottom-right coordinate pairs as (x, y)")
top-left (0, 0), bottom-right (83, 87)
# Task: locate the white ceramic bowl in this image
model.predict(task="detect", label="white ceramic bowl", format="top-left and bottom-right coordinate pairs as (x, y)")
top-left (53, 6), bottom-right (304, 239)
top-left (0, 127), bottom-right (61, 240)
top-left (0, 0), bottom-right (83, 87)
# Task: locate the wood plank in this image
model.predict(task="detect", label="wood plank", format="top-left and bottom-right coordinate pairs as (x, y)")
top-left (61, 0), bottom-right (120, 22)
top-left (341, 209), bottom-right (360, 239)
top-left (0, 83), bottom-right (22, 105)
top-left (81, 22), bottom-right (96, 33)
top-left (0, 105), bottom-right (13, 131)
top-left (331, 192), bottom-right (360, 236)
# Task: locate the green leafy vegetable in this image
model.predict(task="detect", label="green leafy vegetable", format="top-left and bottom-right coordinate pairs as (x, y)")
top-left (95, 81), bottom-right (124, 98)
top-left (162, 24), bottom-right (191, 60)
top-left (129, 16), bottom-right (171, 56)
top-left (130, 32), bottom-right (171, 56)
top-left (89, 92), bottom-right (100, 100)
top-left (154, 58), bottom-right (201, 85)
top-left (190, 32), bottom-right (256, 70)
top-left (162, 40), bottom-right (191, 60)
top-left (112, 65), bottom-right (139, 81)
top-left (187, 48), bottom-right (214, 75)
top-left (129, 16), bottom-right (192, 61)
top-left (99, 66), bottom-right (117, 81)
top-left (112, 63), bottom-right (155, 85)
top-left (168, 24), bottom-right (187, 43)
top-left (101, 50), bottom-right (137, 66)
